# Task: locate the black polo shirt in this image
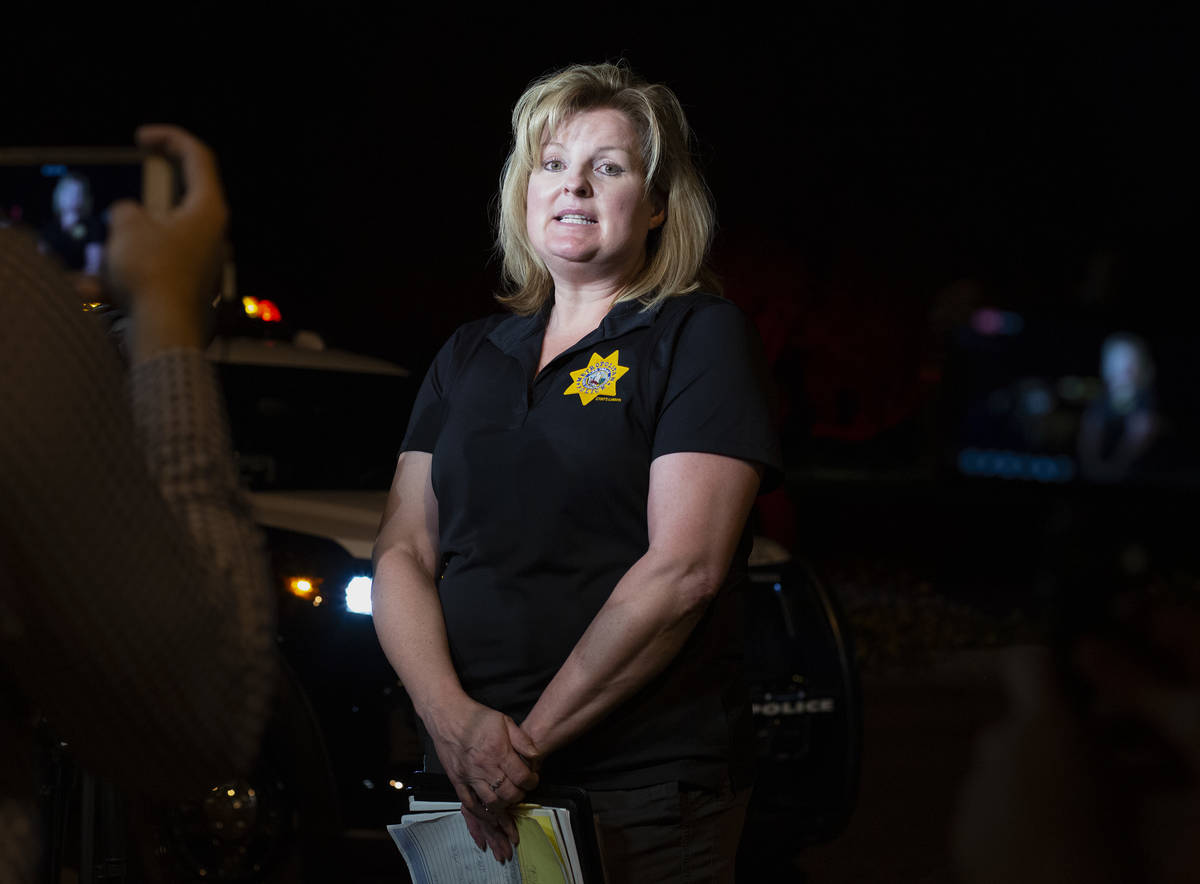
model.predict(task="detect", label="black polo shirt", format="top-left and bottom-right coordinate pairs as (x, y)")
top-left (401, 291), bottom-right (781, 790)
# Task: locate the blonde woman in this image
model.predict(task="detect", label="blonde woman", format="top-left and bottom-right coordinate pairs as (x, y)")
top-left (373, 63), bottom-right (780, 882)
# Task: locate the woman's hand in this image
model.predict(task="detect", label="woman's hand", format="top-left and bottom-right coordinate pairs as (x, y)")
top-left (103, 124), bottom-right (229, 363)
top-left (461, 805), bottom-right (517, 865)
top-left (425, 696), bottom-right (541, 863)
top-left (372, 451), bottom-right (541, 864)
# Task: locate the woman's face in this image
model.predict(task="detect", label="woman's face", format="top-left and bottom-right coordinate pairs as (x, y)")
top-left (1103, 342), bottom-right (1142, 393)
top-left (57, 180), bottom-right (85, 216)
top-left (525, 108), bottom-right (664, 291)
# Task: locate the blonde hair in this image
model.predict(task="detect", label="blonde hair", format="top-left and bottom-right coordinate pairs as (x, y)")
top-left (496, 62), bottom-right (719, 315)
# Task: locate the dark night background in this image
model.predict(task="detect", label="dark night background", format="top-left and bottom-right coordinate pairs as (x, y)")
top-left (8, 4), bottom-right (1189, 375)
top-left (5, 6), bottom-right (1196, 878)
top-left (3, 3), bottom-right (1195, 547)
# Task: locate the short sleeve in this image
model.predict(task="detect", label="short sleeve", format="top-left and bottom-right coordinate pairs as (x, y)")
top-left (400, 328), bottom-right (460, 453)
top-left (652, 299), bottom-right (783, 492)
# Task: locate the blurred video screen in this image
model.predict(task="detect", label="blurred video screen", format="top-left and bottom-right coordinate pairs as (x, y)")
top-left (944, 308), bottom-right (1200, 489)
top-left (0, 160), bottom-right (142, 274)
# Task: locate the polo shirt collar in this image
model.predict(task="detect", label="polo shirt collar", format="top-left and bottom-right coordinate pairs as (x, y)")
top-left (486, 308), bottom-right (545, 356)
top-left (598, 297), bottom-right (660, 338)
top-left (486, 296), bottom-right (662, 357)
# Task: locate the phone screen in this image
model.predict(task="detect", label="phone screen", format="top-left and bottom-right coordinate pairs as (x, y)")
top-left (0, 149), bottom-right (174, 303)
top-left (0, 158), bottom-right (142, 273)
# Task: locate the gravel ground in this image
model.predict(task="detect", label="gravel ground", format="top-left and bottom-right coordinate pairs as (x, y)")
top-left (818, 557), bottom-right (1041, 678)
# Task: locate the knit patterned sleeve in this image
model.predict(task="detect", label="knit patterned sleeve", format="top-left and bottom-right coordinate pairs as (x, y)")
top-left (0, 227), bottom-right (276, 803)
top-left (127, 349), bottom-right (279, 778)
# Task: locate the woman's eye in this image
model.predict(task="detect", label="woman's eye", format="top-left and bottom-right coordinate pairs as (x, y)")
top-left (543, 159), bottom-right (565, 172)
top-left (598, 163), bottom-right (624, 176)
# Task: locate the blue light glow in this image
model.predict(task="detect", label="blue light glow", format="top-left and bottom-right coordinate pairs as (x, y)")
top-left (958, 448), bottom-right (1076, 483)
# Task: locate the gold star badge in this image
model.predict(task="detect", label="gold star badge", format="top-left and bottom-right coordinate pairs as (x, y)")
top-left (564, 350), bottom-right (629, 405)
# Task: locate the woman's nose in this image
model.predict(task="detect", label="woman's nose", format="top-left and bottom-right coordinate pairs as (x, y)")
top-left (563, 173), bottom-right (592, 197)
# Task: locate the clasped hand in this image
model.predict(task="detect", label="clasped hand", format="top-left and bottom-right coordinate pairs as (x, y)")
top-left (427, 697), bottom-right (542, 864)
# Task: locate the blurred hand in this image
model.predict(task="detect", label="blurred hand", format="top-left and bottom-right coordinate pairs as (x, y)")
top-left (955, 601), bottom-right (1200, 884)
top-left (70, 271), bottom-right (104, 302)
top-left (952, 646), bottom-right (1119, 884)
top-left (103, 124), bottom-right (228, 363)
top-left (1075, 601), bottom-right (1200, 884)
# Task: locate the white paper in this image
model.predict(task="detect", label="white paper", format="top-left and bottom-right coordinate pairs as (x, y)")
top-left (408, 798), bottom-right (461, 812)
top-left (388, 813), bottom-right (522, 884)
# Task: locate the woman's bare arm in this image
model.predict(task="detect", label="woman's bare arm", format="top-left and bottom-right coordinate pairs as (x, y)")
top-left (520, 451), bottom-right (762, 757)
top-left (371, 451), bottom-right (538, 860)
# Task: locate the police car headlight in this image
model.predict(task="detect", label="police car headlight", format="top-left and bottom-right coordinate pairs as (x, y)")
top-left (345, 576), bottom-right (373, 616)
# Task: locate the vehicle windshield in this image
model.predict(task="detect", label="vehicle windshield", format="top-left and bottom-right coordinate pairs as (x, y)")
top-left (217, 362), bottom-right (414, 491)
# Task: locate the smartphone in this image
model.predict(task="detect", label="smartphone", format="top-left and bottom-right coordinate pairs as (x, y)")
top-left (0, 147), bottom-right (178, 298)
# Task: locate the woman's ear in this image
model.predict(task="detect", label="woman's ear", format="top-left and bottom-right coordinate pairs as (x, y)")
top-left (648, 202), bottom-right (666, 231)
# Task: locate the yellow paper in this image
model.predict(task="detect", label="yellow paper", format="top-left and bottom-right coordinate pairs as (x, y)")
top-left (528, 812), bottom-right (567, 869)
top-left (515, 815), bottom-right (567, 884)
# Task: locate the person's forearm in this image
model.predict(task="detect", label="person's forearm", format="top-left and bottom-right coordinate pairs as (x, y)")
top-left (0, 232), bottom-right (273, 794)
top-left (521, 549), bottom-right (719, 757)
top-left (371, 548), bottom-right (472, 728)
top-left (127, 351), bottom-right (276, 775)
top-left (127, 303), bottom-right (207, 363)
top-left (128, 350), bottom-right (268, 617)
